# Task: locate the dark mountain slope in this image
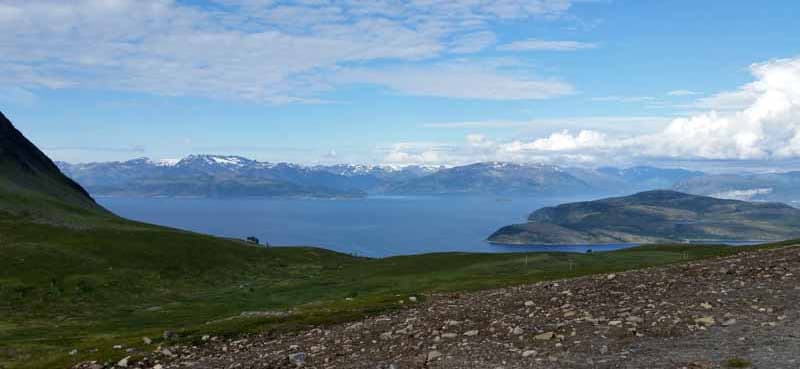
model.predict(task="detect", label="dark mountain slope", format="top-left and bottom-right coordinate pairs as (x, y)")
top-left (0, 111), bottom-right (105, 214)
top-left (489, 190), bottom-right (800, 245)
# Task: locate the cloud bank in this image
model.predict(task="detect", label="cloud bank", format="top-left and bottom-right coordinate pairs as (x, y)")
top-left (385, 57), bottom-right (800, 165)
top-left (0, 0), bottom-right (578, 103)
top-left (497, 39), bottom-right (596, 51)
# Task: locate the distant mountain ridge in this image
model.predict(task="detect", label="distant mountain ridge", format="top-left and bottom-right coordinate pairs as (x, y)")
top-left (386, 162), bottom-right (591, 195)
top-left (488, 190), bottom-right (800, 245)
top-left (0, 111), bottom-right (105, 215)
top-left (57, 155), bottom-right (365, 199)
top-left (58, 155), bottom-right (710, 198)
top-left (57, 155), bottom-right (444, 198)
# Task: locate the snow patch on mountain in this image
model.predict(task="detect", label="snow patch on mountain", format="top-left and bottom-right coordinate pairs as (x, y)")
top-left (152, 158), bottom-right (180, 167)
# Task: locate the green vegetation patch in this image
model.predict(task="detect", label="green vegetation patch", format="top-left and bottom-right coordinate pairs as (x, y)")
top-left (724, 358), bottom-right (753, 368)
top-left (0, 215), bottom-right (788, 369)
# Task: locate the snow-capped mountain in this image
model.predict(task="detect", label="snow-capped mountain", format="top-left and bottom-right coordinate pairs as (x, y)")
top-left (56, 155), bottom-right (442, 198)
top-left (317, 164), bottom-right (440, 178)
top-left (57, 155), bottom-right (710, 198)
top-left (385, 162), bottom-right (593, 195)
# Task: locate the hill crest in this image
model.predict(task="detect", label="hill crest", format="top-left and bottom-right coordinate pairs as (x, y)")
top-left (0, 111), bottom-right (104, 214)
top-left (489, 190), bottom-right (800, 245)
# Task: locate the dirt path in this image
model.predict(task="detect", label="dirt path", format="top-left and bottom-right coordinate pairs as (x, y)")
top-left (91, 246), bottom-right (800, 369)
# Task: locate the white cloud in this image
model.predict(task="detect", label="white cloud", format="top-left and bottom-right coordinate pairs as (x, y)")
top-left (589, 95), bottom-right (655, 103)
top-left (0, 0), bottom-right (577, 103)
top-left (385, 57), bottom-right (800, 165)
top-left (380, 133), bottom-right (610, 166)
top-left (692, 89), bottom-right (759, 111)
top-left (502, 130), bottom-right (608, 152)
top-left (382, 141), bottom-right (453, 165)
top-left (641, 57), bottom-right (800, 160)
top-left (336, 60), bottom-right (574, 100)
top-left (466, 133), bottom-right (488, 145)
top-left (423, 116), bottom-right (671, 136)
top-left (497, 39), bottom-right (596, 51)
top-left (449, 31), bottom-right (497, 54)
top-left (667, 89), bottom-right (698, 96)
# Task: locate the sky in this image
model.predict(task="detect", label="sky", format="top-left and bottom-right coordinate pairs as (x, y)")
top-left (1, 0), bottom-right (800, 171)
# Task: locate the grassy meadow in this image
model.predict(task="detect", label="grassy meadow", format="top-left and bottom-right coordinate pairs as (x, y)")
top-left (0, 209), bottom-right (776, 368)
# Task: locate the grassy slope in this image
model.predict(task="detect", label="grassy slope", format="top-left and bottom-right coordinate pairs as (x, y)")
top-left (490, 190), bottom-right (800, 244)
top-left (1, 204), bottom-right (775, 369)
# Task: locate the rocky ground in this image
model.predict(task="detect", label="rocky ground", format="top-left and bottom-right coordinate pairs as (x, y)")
top-left (78, 246), bottom-right (800, 369)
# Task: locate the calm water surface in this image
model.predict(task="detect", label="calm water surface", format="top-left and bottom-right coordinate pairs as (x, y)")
top-left (99, 195), bottom-right (636, 257)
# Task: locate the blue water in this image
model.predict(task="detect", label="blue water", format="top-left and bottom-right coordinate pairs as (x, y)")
top-left (98, 195), bottom-right (635, 258)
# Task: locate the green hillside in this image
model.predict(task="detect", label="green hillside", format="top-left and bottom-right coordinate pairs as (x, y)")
top-left (0, 111), bottom-right (790, 368)
top-left (0, 112), bottom-right (109, 221)
top-left (489, 190), bottom-right (800, 245)
top-left (2, 217), bottom-right (755, 369)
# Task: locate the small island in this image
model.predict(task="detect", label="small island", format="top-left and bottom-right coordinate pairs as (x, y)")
top-left (488, 190), bottom-right (800, 245)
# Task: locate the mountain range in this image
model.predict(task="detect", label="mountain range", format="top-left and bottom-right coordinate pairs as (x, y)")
top-left (57, 156), bottom-right (443, 198)
top-left (57, 156), bottom-right (709, 198)
top-left (488, 190), bottom-right (800, 245)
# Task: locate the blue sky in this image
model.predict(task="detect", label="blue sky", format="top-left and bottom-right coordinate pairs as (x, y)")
top-left (2, 0), bottom-right (800, 169)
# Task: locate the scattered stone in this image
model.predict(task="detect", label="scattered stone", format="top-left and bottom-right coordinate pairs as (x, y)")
top-left (117, 356), bottom-right (130, 367)
top-left (69, 349), bottom-right (78, 356)
top-left (409, 296), bottom-right (418, 302)
top-left (104, 246), bottom-right (800, 369)
top-left (607, 274), bottom-right (617, 280)
top-left (288, 352), bottom-right (306, 367)
top-left (695, 317), bottom-right (716, 327)
top-left (345, 322), bottom-right (363, 331)
top-left (163, 330), bottom-right (176, 341)
top-left (142, 337), bottom-right (152, 345)
top-left (626, 316), bottom-right (644, 323)
top-left (534, 332), bottom-right (555, 341)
